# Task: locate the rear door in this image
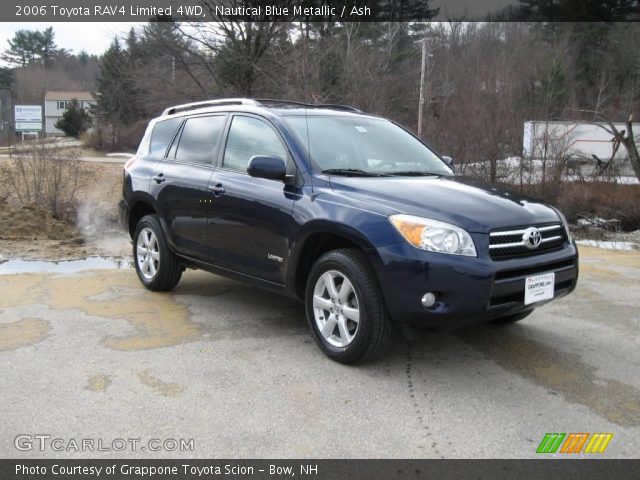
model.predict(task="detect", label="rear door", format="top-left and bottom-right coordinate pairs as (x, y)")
top-left (151, 114), bottom-right (227, 261)
top-left (207, 114), bottom-right (296, 285)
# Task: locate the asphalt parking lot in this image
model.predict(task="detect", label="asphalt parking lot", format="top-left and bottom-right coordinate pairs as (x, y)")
top-left (1, 245), bottom-right (638, 459)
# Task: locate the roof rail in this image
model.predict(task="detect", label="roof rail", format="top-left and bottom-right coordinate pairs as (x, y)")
top-left (256, 99), bottom-right (362, 113)
top-left (315, 104), bottom-right (362, 113)
top-left (162, 98), bottom-right (259, 116)
top-left (253, 98), bottom-right (312, 108)
top-left (161, 98), bottom-right (362, 116)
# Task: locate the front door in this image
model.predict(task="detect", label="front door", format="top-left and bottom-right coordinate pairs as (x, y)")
top-left (207, 114), bottom-right (296, 285)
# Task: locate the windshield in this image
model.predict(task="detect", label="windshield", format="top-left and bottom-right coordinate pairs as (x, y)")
top-left (285, 115), bottom-right (453, 176)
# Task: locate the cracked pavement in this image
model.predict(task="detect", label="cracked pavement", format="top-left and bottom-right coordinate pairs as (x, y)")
top-left (0, 245), bottom-right (638, 458)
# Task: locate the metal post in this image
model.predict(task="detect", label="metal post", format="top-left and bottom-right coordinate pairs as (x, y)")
top-left (418, 38), bottom-right (428, 138)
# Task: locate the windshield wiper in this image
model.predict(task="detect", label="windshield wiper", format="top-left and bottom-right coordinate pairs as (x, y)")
top-left (321, 168), bottom-right (388, 177)
top-left (385, 171), bottom-right (442, 176)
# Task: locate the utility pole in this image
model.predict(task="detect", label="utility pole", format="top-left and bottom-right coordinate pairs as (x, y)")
top-left (417, 38), bottom-right (428, 138)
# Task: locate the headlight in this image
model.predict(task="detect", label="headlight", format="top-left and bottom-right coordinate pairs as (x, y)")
top-left (556, 210), bottom-right (573, 243)
top-left (389, 214), bottom-right (477, 257)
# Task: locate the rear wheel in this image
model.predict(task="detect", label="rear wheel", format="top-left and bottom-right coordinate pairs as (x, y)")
top-left (491, 310), bottom-right (533, 325)
top-left (305, 249), bottom-right (392, 364)
top-left (133, 214), bottom-right (182, 291)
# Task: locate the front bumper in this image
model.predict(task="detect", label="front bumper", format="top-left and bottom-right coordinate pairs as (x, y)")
top-left (369, 239), bottom-right (578, 328)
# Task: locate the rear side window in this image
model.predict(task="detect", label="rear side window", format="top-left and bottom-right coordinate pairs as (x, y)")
top-left (149, 118), bottom-right (181, 158)
top-left (174, 115), bottom-right (226, 165)
top-left (222, 116), bottom-right (287, 173)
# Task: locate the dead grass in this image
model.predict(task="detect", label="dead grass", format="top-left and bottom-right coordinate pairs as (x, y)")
top-left (524, 182), bottom-right (640, 231)
top-left (0, 159), bottom-right (126, 259)
top-left (0, 199), bottom-right (77, 240)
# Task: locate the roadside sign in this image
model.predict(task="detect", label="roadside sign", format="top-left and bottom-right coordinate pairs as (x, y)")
top-left (15, 105), bottom-right (42, 132)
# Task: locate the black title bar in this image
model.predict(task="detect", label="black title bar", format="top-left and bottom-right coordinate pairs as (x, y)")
top-left (4, 0), bottom-right (640, 22)
top-left (1, 459), bottom-right (640, 480)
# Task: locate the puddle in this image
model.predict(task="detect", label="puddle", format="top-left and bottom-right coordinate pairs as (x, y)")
top-left (0, 257), bottom-right (132, 275)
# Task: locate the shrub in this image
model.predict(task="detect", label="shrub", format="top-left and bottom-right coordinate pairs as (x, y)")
top-left (83, 118), bottom-right (147, 153)
top-left (0, 141), bottom-right (83, 221)
top-left (54, 99), bottom-right (91, 138)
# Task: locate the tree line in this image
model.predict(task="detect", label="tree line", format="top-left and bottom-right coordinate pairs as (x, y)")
top-left (2, 0), bottom-right (639, 181)
top-left (92, 18), bottom-right (640, 172)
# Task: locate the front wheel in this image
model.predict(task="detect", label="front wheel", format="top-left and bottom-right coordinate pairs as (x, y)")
top-left (305, 249), bottom-right (392, 364)
top-left (133, 214), bottom-right (182, 291)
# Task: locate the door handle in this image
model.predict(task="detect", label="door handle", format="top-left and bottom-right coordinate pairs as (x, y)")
top-left (208, 184), bottom-right (225, 196)
top-left (152, 173), bottom-right (165, 184)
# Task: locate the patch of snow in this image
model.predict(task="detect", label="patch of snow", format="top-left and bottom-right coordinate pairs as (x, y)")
top-left (493, 157), bottom-right (640, 185)
top-left (576, 240), bottom-right (639, 251)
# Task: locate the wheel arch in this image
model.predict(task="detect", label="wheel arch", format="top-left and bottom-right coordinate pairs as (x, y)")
top-left (289, 221), bottom-right (382, 301)
top-left (127, 194), bottom-right (160, 239)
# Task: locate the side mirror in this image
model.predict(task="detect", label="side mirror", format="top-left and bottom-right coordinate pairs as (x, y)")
top-left (442, 156), bottom-right (454, 167)
top-left (247, 155), bottom-right (287, 181)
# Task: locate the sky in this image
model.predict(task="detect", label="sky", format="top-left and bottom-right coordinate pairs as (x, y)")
top-left (0, 23), bottom-right (145, 61)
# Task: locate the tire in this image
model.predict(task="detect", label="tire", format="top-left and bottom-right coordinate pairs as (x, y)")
top-left (133, 214), bottom-right (182, 291)
top-left (305, 248), bottom-right (392, 364)
top-left (491, 310), bottom-right (533, 325)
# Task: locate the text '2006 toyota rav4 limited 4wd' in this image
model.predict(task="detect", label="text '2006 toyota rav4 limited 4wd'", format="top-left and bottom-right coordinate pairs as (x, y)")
top-left (120, 98), bottom-right (578, 364)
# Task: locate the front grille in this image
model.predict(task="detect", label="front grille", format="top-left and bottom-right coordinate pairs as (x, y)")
top-left (489, 279), bottom-right (574, 307)
top-left (489, 223), bottom-right (566, 260)
top-left (494, 258), bottom-right (575, 281)
top-left (489, 258), bottom-right (577, 307)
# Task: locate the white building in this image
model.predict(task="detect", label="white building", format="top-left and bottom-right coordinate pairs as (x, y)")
top-left (44, 91), bottom-right (94, 135)
top-left (523, 120), bottom-right (640, 162)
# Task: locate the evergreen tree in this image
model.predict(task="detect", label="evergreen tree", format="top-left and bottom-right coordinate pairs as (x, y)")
top-left (77, 50), bottom-right (90, 65)
top-left (1, 27), bottom-right (60, 67)
top-left (0, 67), bottom-right (14, 88)
top-left (54, 99), bottom-right (91, 137)
top-left (93, 38), bottom-right (144, 126)
top-left (2, 30), bottom-right (41, 67)
top-left (40, 27), bottom-right (58, 68)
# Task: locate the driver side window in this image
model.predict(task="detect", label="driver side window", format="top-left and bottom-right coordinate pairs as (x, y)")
top-left (222, 116), bottom-right (287, 173)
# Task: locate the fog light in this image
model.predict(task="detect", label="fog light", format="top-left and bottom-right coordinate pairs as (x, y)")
top-left (421, 292), bottom-right (437, 308)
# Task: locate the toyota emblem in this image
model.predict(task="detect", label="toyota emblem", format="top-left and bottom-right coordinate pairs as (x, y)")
top-left (522, 227), bottom-right (542, 249)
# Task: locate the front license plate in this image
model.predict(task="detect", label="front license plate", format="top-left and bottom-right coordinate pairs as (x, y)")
top-left (524, 272), bottom-right (555, 305)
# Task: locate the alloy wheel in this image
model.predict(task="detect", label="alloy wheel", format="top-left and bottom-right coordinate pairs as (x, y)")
top-left (136, 227), bottom-right (160, 280)
top-left (312, 270), bottom-right (361, 348)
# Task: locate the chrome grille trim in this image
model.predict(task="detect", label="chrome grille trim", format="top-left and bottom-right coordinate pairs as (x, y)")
top-left (489, 223), bottom-right (566, 259)
top-left (489, 234), bottom-right (564, 250)
top-left (489, 224), bottom-right (562, 238)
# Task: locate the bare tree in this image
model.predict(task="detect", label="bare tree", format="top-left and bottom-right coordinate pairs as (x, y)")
top-left (578, 110), bottom-right (640, 181)
top-left (178, 1), bottom-right (288, 95)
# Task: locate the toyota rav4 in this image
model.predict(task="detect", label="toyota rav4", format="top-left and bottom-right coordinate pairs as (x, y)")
top-left (119, 98), bottom-right (578, 364)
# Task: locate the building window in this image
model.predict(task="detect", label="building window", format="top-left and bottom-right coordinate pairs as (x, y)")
top-left (57, 101), bottom-right (67, 110)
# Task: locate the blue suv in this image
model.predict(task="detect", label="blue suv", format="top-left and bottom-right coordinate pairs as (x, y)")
top-left (120, 98), bottom-right (578, 363)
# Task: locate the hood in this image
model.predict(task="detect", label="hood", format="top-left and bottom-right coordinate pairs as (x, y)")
top-left (326, 175), bottom-right (561, 233)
